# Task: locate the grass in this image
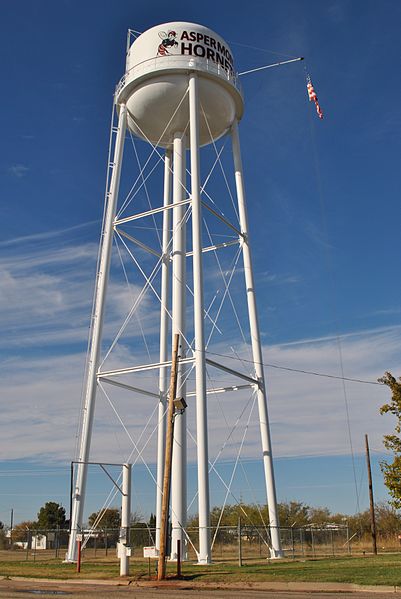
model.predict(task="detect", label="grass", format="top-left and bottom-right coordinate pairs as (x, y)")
top-left (1, 553), bottom-right (401, 586)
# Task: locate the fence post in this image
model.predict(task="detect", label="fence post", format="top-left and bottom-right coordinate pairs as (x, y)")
top-left (25, 529), bottom-right (30, 561)
top-left (77, 538), bottom-right (81, 573)
top-left (291, 526), bottom-right (295, 559)
top-left (33, 531), bottom-right (37, 562)
top-left (311, 528), bottom-right (315, 558)
top-left (346, 523), bottom-right (351, 555)
top-left (238, 517), bottom-right (242, 567)
top-left (177, 539), bottom-right (181, 578)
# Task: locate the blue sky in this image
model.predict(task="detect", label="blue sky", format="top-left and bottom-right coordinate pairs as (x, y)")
top-left (1, 0), bottom-right (401, 528)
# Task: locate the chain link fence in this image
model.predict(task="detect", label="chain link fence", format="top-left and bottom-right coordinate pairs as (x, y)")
top-left (3, 523), bottom-right (354, 562)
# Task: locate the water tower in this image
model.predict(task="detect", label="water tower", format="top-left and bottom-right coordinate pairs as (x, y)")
top-left (67, 21), bottom-right (282, 564)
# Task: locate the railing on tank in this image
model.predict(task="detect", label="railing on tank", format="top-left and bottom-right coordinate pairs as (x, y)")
top-left (114, 55), bottom-right (243, 99)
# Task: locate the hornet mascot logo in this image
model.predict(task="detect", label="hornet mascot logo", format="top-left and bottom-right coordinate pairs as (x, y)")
top-left (157, 30), bottom-right (178, 56)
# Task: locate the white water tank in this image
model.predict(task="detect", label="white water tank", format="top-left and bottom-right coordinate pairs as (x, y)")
top-left (115, 22), bottom-right (244, 147)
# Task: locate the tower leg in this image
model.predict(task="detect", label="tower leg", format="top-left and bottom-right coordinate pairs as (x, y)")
top-left (231, 120), bottom-right (283, 559)
top-left (189, 73), bottom-right (211, 564)
top-left (155, 150), bottom-right (172, 552)
top-left (170, 132), bottom-right (187, 561)
top-left (66, 104), bottom-right (127, 562)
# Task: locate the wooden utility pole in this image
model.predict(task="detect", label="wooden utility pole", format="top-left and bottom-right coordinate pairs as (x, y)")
top-left (365, 433), bottom-right (377, 555)
top-left (158, 333), bottom-right (180, 580)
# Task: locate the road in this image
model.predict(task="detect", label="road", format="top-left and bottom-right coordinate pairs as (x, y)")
top-left (0, 580), bottom-right (399, 599)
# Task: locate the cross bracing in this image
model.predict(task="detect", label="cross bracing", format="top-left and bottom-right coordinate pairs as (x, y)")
top-left (67, 86), bottom-right (282, 564)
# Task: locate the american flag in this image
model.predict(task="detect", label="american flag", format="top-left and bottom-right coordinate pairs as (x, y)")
top-left (306, 75), bottom-right (323, 120)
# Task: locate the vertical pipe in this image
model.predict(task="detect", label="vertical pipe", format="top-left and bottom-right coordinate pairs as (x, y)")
top-left (188, 73), bottom-right (211, 565)
top-left (69, 462), bottom-right (73, 533)
top-left (231, 120), bottom-right (283, 559)
top-left (170, 131), bottom-right (187, 561)
top-left (120, 463), bottom-right (131, 576)
top-left (66, 104), bottom-right (127, 562)
top-left (156, 150), bottom-right (172, 552)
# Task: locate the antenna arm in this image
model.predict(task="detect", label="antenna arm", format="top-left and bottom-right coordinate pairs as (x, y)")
top-left (238, 56), bottom-right (304, 77)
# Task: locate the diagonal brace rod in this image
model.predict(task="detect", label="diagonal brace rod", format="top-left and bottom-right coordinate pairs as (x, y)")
top-left (201, 201), bottom-right (243, 236)
top-left (115, 199), bottom-right (191, 226)
top-left (99, 464), bottom-right (124, 495)
top-left (98, 376), bottom-right (159, 398)
top-left (116, 228), bottom-right (162, 258)
top-left (205, 357), bottom-right (259, 385)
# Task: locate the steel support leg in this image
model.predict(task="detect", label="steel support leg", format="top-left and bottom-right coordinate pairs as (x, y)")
top-left (170, 132), bottom-right (187, 561)
top-left (66, 104), bottom-right (127, 562)
top-left (189, 73), bottom-right (211, 564)
top-left (231, 119), bottom-right (283, 559)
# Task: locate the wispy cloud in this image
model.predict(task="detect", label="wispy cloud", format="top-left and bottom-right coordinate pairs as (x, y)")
top-left (1, 319), bottom-right (399, 465)
top-left (369, 306), bottom-right (401, 317)
top-left (1, 224), bottom-right (399, 474)
top-left (259, 271), bottom-right (301, 285)
top-left (327, 2), bottom-right (346, 24)
top-left (0, 229), bottom-right (160, 351)
top-left (0, 220), bottom-right (99, 248)
top-left (8, 164), bottom-right (29, 178)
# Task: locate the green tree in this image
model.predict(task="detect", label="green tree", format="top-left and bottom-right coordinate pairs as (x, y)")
top-left (130, 510), bottom-right (144, 525)
top-left (37, 502), bottom-right (67, 530)
top-left (278, 501), bottom-right (310, 527)
top-left (379, 371), bottom-right (401, 508)
top-left (309, 506), bottom-right (331, 525)
top-left (86, 508), bottom-right (121, 549)
top-left (375, 501), bottom-right (401, 538)
top-left (88, 508), bottom-right (120, 530)
top-left (10, 521), bottom-right (36, 542)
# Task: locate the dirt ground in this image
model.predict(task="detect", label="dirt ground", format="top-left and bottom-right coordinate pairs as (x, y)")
top-left (1, 579), bottom-right (401, 599)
